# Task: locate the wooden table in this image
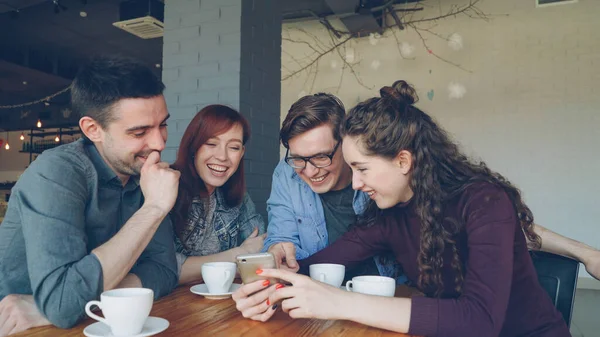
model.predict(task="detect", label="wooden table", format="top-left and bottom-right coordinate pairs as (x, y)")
top-left (16, 285), bottom-right (421, 336)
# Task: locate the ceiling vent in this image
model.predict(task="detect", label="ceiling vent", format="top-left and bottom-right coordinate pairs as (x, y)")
top-left (113, 0), bottom-right (164, 39)
top-left (537, 0), bottom-right (578, 7)
top-left (113, 16), bottom-right (163, 39)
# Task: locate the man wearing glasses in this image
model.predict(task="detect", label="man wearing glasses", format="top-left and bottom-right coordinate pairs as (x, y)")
top-left (233, 92), bottom-right (600, 323)
top-left (260, 93), bottom-right (600, 285)
top-left (262, 93), bottom-right (397, 279)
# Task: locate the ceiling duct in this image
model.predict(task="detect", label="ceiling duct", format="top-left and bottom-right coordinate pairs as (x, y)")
top-left (324, 0), bottom-right (384, 36)
top-left (112, 0), bottom-right (164, 39)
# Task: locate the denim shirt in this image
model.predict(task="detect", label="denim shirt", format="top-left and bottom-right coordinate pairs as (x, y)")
top-left (264, 160), bottom-right (403, 281)
top-left (0, 139), bottom-right (178, 328)
top-left (174, 188), bottom-right (265, 275)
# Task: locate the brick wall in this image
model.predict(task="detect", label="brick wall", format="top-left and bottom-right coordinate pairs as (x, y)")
top-left (162, 0), bottom-right (281, 219)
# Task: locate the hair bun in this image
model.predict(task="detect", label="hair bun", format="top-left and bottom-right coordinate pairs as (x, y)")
top-left (379, 80), bottom-right (419, 105)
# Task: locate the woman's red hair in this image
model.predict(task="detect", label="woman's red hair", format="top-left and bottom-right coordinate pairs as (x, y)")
top-left (171, 104), bottom-right (250, 239)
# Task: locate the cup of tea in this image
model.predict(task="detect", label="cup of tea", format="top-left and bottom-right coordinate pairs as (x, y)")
top-left (309, 263), bottom-right (346, 288)
top-left (84, 288), bottom-right (153, 337)
top-left (345, 276), bottom-right (395, 297)
top-left (202, 262), bottom-right (236, 293)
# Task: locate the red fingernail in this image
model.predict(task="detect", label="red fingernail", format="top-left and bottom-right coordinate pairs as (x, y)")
top-left (275, 283), bottom-right (284, 290)
top-left (256, 269), bottom-right (263, 274)
top-left (262, 280), bottom-right (270, 287)
top-left (266, 299), bottom-right (270, 306)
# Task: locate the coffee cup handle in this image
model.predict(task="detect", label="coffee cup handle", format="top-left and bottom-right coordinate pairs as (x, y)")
top-left (345, 280), bottom-right (353, 292)
top-left (223, 270), bottom-right (232, 287)
top-left (85, 301), bottom-right (107, 325)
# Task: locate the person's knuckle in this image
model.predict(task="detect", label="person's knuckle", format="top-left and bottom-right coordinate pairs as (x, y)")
top-left (235, 302), bottom-right (245, 311)
top-left (260, 313), bottom-right (271, 322)
top-left (250, 296), bottom-right (263, 307)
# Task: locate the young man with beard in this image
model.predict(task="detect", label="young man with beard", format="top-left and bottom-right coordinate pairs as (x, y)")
top-left (0, 55), bottom-right (180, 335)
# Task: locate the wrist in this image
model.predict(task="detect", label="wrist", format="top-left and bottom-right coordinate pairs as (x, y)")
top-left (232, 246), bottom-right (247, 257)
top-left (140, 203), bottom-right (170, 219)
top-left (334, 289), bottom-right (359, 321)
top-left (580, 246), bottom-right (596, 265)
top-left (238, 246), bottom-right (248, 256)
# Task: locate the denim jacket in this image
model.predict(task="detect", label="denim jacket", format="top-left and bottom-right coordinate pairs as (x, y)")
top-left (174, 188), bottom-right (265, 274)
top-left (263, 160), bottom-right (403, 281)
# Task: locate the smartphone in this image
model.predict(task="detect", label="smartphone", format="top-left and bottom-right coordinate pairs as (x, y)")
top-left (236, 252), bottom-right (278, 285)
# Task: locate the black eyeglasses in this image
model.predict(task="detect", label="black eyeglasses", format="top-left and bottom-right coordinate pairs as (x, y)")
top-left (285, 141), bottom-right (340, 169)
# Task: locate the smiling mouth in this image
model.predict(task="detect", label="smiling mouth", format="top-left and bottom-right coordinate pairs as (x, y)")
top-left (310, 173), bottom-right (328, 183)
top-left (207, 164), bottom-right (228, 173)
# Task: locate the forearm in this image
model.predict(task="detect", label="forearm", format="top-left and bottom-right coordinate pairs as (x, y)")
top-left (341, 292), bottom-right (411, 333)
top-left (298, 227), bottom-right (384, 274)
top-left (116, 274), bottom-right (143, 288)
top-left (92, 204), bottom-right (168, 290)
top-left (179, 247), bottom-right (246, 285)
top-left (533, 224), bottom-right (596, 263)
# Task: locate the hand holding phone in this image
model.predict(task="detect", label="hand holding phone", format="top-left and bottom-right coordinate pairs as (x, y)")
top-left (236, 252), bottom-right (278, 285)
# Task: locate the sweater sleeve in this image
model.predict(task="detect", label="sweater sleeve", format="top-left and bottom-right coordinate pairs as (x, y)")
top-left (408, 184), bottom-right (518, 337)
top-left (298, 222), bottom-right (389, 275)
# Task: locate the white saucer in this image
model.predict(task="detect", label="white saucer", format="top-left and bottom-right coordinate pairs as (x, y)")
top-left (190, 283), bottom-right (242, 300)
top-left (83, 316), bottom-right (169, 337)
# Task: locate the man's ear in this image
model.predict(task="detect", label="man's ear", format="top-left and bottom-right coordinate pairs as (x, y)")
top-left (79, 117), bottom-right (103, 142)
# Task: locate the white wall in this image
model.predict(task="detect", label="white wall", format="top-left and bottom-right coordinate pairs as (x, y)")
top-left (0, 131), bottom-right (31, 182)
top-left (280, 0), bottom-right (600, 280)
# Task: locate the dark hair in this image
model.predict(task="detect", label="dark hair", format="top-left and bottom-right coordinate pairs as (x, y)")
top-left (341, 80), bottom-right (540, 297)
top-left (71, 55), bottom-right (165, 129)
top-left (280, 93), bottom-right (345, 148)
top-left (170, 104), bottom-right (250, 239)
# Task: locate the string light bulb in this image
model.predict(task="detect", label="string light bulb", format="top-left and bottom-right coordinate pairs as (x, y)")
top-left (4, 142), bottom-right (9, 150)
top-left (37, 119), bottom-right (42, 128)
top-left (20, 132), bottom-right (25, 141)
top-left (55, 135), bottom-right (60, 143)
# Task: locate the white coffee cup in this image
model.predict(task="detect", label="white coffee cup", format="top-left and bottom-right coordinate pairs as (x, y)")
top-left (84, 288), bottom-right (153, 337)
top-left (309, 263), bottom-right (346, 288)
top-left (202, 262), bottom-right (236, 293)
top-left (345, 276), bottom-right (396, 297)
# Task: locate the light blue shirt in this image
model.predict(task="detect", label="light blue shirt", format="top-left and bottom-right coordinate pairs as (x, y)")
top-left (264, 160), bottom-right (403, 281)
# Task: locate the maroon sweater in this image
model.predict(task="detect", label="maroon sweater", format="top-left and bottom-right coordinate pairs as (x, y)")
top-left (299, 182), bottom-right (570, 337)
